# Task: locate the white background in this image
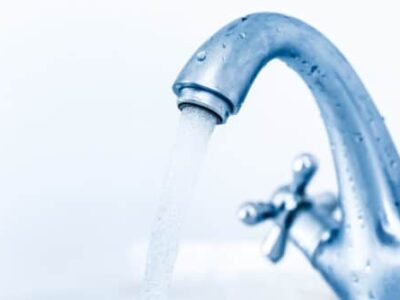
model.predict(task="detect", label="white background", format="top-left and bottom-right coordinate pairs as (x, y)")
top-left (0, 0), bottom-right (399, 299)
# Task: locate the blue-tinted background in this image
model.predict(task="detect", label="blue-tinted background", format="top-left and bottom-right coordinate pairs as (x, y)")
top-left (0, 0), bottom-right (399, 298)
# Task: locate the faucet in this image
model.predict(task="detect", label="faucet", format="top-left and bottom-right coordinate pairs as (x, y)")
top-left (172, 13), bottom-right (400, 299)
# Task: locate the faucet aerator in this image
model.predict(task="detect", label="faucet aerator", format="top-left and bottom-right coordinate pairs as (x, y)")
top-left (176, 87), bottom-right (232, 124)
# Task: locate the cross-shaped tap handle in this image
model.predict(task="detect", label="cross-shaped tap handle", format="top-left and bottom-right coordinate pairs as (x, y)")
top-left (238, 153), bottom-right (318, 262)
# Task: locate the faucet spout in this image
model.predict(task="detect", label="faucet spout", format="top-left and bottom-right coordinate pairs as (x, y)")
top-left (173, 13), bottom-right (400, 299)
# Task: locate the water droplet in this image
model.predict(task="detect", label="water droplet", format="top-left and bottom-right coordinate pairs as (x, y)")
top-left (222, 43), bottom-right (226, 49)
top-left (309, 65), bottom-right (318, 75)
top-left (196, 50), bottom-right (207, 62)
top-left (365, 259), bottom-right (371, 272)
top-left (390, 159), bottom-right (398, 168)
top-left (239, 32), bottom-right (246, 39)
top-left (354, 133), bottom-right (364, 143)
top-left (357, 213), bottom-right (364, 227)
top-left (368, 291), bottom-right (375, 299)
top-left (351, 273), bottom-right (359, 283)
top-left (288, 52), bottom-right (299, 60)
top-left (226, 23), bottom-right (238, 32)
top-left (241, 16), bottom-right (248, 22)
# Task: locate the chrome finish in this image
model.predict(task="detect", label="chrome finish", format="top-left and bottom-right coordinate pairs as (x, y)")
top-left (173, 13), bottom-right (400, 299)
top-left (239, 154), bottom-right (339, 263)
top-left (238, 202), bottom-right (277, 226)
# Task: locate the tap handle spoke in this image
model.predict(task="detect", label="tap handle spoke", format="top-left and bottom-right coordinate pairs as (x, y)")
top-left (262, 223), bottom-right (287, 262)
top-left (238, 202), bottom-right (277, 225)
top-left (261, 209), bottom-right (294, 262)
top-left (291, 153), bottom-right (318, 195)
top-left (238, 153), bottom-right (328, 263)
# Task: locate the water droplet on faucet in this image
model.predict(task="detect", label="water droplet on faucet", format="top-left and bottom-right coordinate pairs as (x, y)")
top-left (390, 159), bottom-right (398, 168)
top-left (365, 259), bottom-right (371, 272)
top-left (196, 50), bottom-right (207, 61)
top-left (357, 212), bottom-right (365, 228)
top-left (354, 133), bottom-right (364, 143)
top-left (309, 65), bottom-right (318, 75)
top-left (351, 273), bottom-right (359, 284)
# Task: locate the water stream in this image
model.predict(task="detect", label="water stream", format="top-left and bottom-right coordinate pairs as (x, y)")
top-left (141, 106), bottom-right (218, 300)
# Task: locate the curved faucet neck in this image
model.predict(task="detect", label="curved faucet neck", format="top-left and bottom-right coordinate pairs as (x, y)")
top-left (173, 13), bottom-right (400, 241)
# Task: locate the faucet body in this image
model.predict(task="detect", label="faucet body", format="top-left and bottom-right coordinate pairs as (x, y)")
top-left (173, 13), bottom-right (400, 299)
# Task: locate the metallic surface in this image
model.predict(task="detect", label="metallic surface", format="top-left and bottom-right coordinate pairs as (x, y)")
top-left (238, 154), bottom-right (339, 263)
top-left (173, 13), bottom-right (400, 299)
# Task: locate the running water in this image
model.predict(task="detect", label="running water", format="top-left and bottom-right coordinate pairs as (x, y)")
top-left (141, 106), bottom-right (218, 300)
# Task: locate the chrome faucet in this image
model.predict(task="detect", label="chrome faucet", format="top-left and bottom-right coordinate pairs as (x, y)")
top-left (173, 12), bottom-right (400, 300)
